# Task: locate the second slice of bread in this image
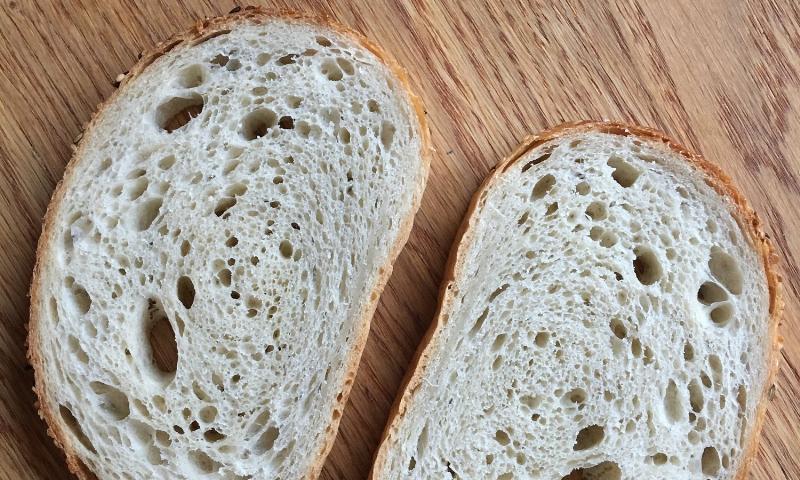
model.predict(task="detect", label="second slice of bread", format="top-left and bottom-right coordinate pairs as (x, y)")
top-left (372, 122), bottom-right (781, 480)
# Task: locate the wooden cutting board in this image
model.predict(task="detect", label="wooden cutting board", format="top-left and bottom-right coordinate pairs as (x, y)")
top-left (0, 1), bottom-right (797, 478)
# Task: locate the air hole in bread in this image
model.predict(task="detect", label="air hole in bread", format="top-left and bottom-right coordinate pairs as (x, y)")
top-left (599, 231), bottom-right (617, 248)
top-left (380, 121), bottom-right (396, 149)
top-left (255, 52), bottom-right (271, 66)
top-left (494, 429), bottom-right (511, 446)
top-left (491, 333), bottom-right (508, 352)
top-left (255, 426), bottom-right (280, 454)
top-left (222, 159), bottom-right (241, 176)
top-left (697, 372), bottom-right (711, 390)
top-left (65, 277), bottom-right (92, 314)
top-left (204, 429), bottom-right (226, 442)
top-left (708, 355), bottom-right (723, 386)
top-left (179, 240), bottom-right (191, 257)
top-left (633, 248), bottom-right (662, 285)
top-left (226, 58), bottom-right (242, 71)
top-left (59, 404), bottom-right (97, 453)
top-left (158, 155), bottom-right (176, 170)
top-left (320, 59), bottom-right (343, 81)
top-left (573, 424), bottom-right (604, 450)
top-left (192, 382), bottom-right (211, 402)
top-left (697, 281), bottom-right (728, 305)
top-left (684, 342), bottom-right (695, 362)
top-left (68, 335), bottom-right (89, 363)
top-left (336, 57), bottom-right (355, 75)
top-left (242, 108), bottom-right (277, 140)
top-left (701, 446), bottom-right (721, 476)
top-left (279, 240), bottom-right (293, 259)
top-left (214, 197), bottom-right (236, 217)
top-left (150, 395), bottom-right (166, 414)
top-left (545, 202), bottom-right (559, 216)
top-left (176, 276), bottom-right (195, 309)
top-left (217, 268), bottom-right (232, 287)
top-left (488, 284), bottom-right (509, 302)
top-left (154, 429), bottom-right (170, 447)
top-left (210, 53), bottom-right (229, 67)
top-left (48, 297), bottom-right (60, 325)
top-left (631, 337), bottom-right (643, 357)
top-left (146, 445), bottom-right (164, 465)
top-left (534, 331), bottom-right (550, 347)
top-left (521, 152), bottom-right (551, 173)
top-left (664, 379), bottom-right (684, 423)
top-left (90, 381), bottom-right (130, 420)
top-left (189, 450), bottom-right (221, 473)
top-left (367, 99), bottom-right (380, 112)
top-left (708, 246), bottom-right (743, 294)
top-left (609, 318), bottom-right (627, 339)
top-left (157, 94), bottom-right (204, 132)
top-left (132, 197), bottom-right (163, 231)
top-left (225, 236), bottom-right (238, 248)
top-left (520, 394), bottom-right (542, 410)
top-left (688, 378), bottom-right (704, 413)
top-left (146, 299), bottom-right (178, 376)
top-left (277, 53), bottom-right (298, 65)
top-left (585, 201), bottom-right (608, 220)
top-left (562, 461), bottom-right (621, 480)
top-left (127, 177), bottom-right (149, 200)
top-left (132, 398), bottom-right (150, 419)
top-left (736, 385), bottom-right (747, 413)
top-left (315, 35), bottom-right (332, 47)
top-left (278, 115), bottom-right (294, 129)
top-left (468, 308), bottom-right (489, 337)
top-left (575, 181), bottom-right (590, 195)
top-left (532, 174), bottom-right (556, 199)
top-left (710, 302), bottom-right (734, 326)
top-left (491, 355), bottom-right (504, 370)
top-left (177, 64), bottom-right (205, 88)
top-left (563, 388), bottom-right (587, 406)
top-left (607, 155), bottom-right (640, 187)
top-left (649, 452), bottom-right (668, 465)
top-left (126, 168), bottom-right (146, 179)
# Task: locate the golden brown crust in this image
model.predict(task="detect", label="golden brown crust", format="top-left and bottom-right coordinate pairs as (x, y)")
top-left (371, 121), bottom-right (782, 479)
top-left (27, 6), bottom-right (430, 480)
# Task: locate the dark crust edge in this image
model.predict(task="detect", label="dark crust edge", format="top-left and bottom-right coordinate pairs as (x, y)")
top-left (370, 121), bottom-right (783, 479)
top-left (26, 6), bottom-right (431, 480)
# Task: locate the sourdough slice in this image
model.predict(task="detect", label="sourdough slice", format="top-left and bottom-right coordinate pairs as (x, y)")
top-left (28, 9), bottom-right (429, 480)
top-left (372, 122), bottom-right (781, 480)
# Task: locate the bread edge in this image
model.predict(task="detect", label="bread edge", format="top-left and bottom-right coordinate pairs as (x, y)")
top-left (369, 121), bottom-right (782, 479)
top-left (26, 7), bottom-right (432, 480)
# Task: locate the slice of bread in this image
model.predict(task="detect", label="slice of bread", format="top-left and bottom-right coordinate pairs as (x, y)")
top-left (28, 8), bottom-right (429, 479)
top-left (372, 122), bottom-right (781, 480)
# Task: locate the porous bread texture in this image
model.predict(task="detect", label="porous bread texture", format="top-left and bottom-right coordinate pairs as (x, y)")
top-left (29, 13), bottom-right (427, 480)
top-left (374, 128), bottom-right (775, 480)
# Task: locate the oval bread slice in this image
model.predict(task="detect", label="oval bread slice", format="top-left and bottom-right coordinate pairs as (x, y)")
top-left (28, 8), bottom-right (429, 479)
top-left (372, 122), bottom-right (780, 480)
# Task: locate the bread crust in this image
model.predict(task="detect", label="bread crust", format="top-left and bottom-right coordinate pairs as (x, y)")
top-left (370, 121), bottom-right (782, 479)
top-left (26, 7), bottom-right (431, 480)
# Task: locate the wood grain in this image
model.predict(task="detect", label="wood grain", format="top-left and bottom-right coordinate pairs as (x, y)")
top-left (0, 1), bottom-right (798, 479)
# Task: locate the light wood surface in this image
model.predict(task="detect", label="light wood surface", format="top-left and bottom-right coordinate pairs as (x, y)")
top-left (0, 1), bottom-right (798, 479)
